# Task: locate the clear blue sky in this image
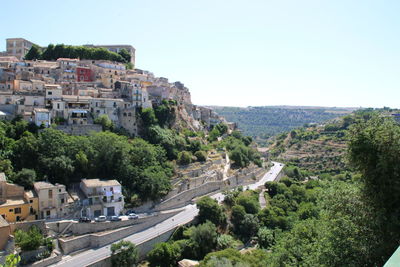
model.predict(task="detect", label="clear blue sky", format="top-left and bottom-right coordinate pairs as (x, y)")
top-left (2, 0), bottom-right (400, 108)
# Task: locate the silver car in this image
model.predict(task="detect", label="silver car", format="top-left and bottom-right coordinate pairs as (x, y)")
top-left (95, 215), bottom-right (107, 222)
top-left (128, 213), bottom-right (139, 220)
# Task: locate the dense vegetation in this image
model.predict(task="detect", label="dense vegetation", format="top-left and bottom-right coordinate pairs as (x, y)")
top-left (14, 226), bottom-right (54, 264)
top-left (0, 117), bottom-right (173, 202)
top-left (24, 43), bottom-right (131, 64)
top-left (0, 101), bottom-right (261, 206)
top-left (146, 110), bottom-right (400, 266)
top-left (212, 106), bottom-right (355, 142)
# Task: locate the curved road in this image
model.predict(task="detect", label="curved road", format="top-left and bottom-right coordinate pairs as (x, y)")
top-left (51, 162), bottom-right (284, 267)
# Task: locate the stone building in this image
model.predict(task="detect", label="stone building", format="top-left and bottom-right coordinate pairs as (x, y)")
top-left (0, 173), bottom-right (39, 222)
top-left (5, 38), bottom-right (37, 60)
top-left (80, 179), bottom-right (124, 218)
top-left (33, 181), bottom-right (70, 219)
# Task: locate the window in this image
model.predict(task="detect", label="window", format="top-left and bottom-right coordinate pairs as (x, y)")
top-left (48, 189), bottom-right (53, 198)
top-left (14, 208), bottom-right (21, 214)
top-left (61, 198), bottom-right (65, 204)
top-left (48, 91), bottom-right (52, 95)
top-left (9, 209), bottom-right (13, 212)
top-left (59, 189), bottom-right (61, 193)
top-left (46, 211), bottom-right (50, 216)
top-left (29, 200), bottom-right (33, 203)
top-left (57, 103), bottom-right (60, 109)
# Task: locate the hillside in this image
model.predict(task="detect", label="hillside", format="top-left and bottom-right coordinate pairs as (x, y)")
top-left (267, 108), bottom-right (391, 173)
top-left (210, 106), bottom-right (357, 141)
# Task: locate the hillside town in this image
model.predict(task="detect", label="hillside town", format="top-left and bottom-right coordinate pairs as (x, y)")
top-left (0, 38), bottom-right (231, 136)
top-left (0, 38), bottom-right (265, 266)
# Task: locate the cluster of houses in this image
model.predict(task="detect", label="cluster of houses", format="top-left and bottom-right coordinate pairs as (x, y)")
top-left (0, 38), bottom-right (230, 135)
top-left (0, 172), bottom-right (124, 223)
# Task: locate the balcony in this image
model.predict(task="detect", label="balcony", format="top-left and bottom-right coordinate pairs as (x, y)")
top-left (87, 191), bottom-right (104, 197)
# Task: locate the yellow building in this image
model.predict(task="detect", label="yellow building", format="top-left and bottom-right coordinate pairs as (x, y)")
top-left (0, 173), bottom-right (39, 223)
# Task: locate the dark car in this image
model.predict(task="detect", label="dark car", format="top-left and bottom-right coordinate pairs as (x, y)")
top-left (79, 217), bottom-right (91, 223)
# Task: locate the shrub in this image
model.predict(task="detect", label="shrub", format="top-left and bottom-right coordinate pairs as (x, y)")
top-left (177, 151), bottom-right (192, 165)
top-left (194, 150), bottom-right (207, 162)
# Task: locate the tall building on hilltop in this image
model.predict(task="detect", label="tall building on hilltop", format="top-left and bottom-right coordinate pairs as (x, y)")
top-left (6, 38), bottom-right (38, 60)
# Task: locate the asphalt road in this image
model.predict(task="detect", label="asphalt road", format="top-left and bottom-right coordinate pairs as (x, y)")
top-left (51, 162), bottom-right (284, 267)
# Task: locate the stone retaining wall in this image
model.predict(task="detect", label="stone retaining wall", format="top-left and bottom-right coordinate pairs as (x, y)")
top-left (85, 227), bottom-right (177, 267)
top-left (56, 124), bottom-right (102, 135)
top-left (59, 211), bottom-right (180, 255)
top-left (27, 250), bottom-right (62, 267)
top-left (154, 167), bottom-right (267, 211)
top-left (9, 220), bottom-right (46, 234)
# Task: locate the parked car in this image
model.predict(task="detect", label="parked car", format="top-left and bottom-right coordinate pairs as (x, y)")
top-left (79, 217), bottom-right (91, 223)
top-left (95, 215), bottom-right (107, 222)
top-left (128, 213), bottom-right (139, 220)
top-left (125, 210), bottom-right (136, 215)
top-left (110, 215), bottom-right (122, 221)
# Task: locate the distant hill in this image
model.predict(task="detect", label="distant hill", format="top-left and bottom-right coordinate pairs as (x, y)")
top-left (209, 106), bottom-right (357, 141)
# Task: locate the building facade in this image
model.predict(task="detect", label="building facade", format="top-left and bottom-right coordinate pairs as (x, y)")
top-left (6, 38), bottom-right (37, 60)
top-left (80, 179), bottom-right (124, 218)
top-left (33, 182), bottom-right (70, 219)
top-left (0, 173), bottom-right (39, 222)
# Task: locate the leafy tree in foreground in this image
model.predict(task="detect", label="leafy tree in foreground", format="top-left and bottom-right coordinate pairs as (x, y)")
top-left (348, 115), bottom-right (400, 264)
top-left (14, 226), bottom-right (43, 251)
top-left (0, 254), bottom-right (20, 267)
top-left (190, 221), bottom-right (218, 259)
top-left (147, 242), bottom-right (181, 267)
top-left (197, 196), bottom-right (226, 226)
top-left (110, 240), bottom-right (138, 267)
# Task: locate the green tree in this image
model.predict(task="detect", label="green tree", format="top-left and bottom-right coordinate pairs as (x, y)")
top-left (147, 242), bottom-right (181, 267)
top-left (118, 48), bottom-right (131, 63)
top-left (236, 195), bottom-right (260, 214)
top-left (235, 214), bottom-right (260, 241)
top-left (140, 108), bottom-right (158, 128)
top-left (215, 123), bottom-right (228, 135)
top-left (194, 150), bottom-right (207, 162)
top-left (12, 168), bottom-right (36, 189)
top-left (197, 196), bottom-right (226, 226)
top-left (208, 128), bottom-right (221, 142)
top-left (139, 166), bottom-right (172, 200)
top-left (348, 115), bottom-right (400, 263)
top-left (190, 221), bottom-right (218, 259)
top-left (94, 115), bottom-right (114, 131)
top-left (14, 226), bottom-right (43, 251)
top-left (0, 254), bottom-right (20, 267)
top-left (12, 131), bottom-right (38, 170)
top-left (257, 227), bottom-right (275, 249)
top-left (110, 240), bottom-right (138, 267)
top-left (177, 151), bottom-right (192, 165)
top-left (24, 45), bottom-right (42, 60)
top-left (216, 234), bottom-right (240, 250)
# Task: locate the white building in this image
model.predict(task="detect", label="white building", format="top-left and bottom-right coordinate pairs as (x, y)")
top-left (33, 108), bottom-right (51, 127)
top-left (80, 179), bottom-right (124, 218)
